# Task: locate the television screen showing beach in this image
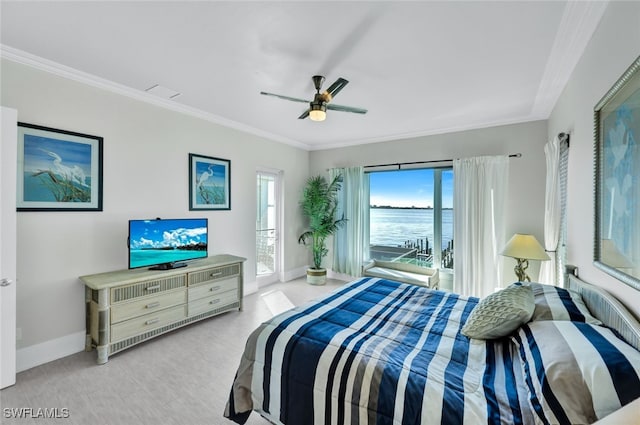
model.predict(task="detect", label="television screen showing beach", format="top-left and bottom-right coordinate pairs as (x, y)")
top-left (129, 219), bottom-right (208, 269)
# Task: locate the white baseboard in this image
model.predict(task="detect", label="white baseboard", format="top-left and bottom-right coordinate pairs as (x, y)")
top-left (244, 279), bottom-right (259, 296)
top-left (16, 331), bottom-right (85, 373)
top-left (282, 266), bottom-right (307, 282)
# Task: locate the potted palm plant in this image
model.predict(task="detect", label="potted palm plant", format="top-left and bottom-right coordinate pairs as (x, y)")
top-left (298, 174), bottom-right (347, 284)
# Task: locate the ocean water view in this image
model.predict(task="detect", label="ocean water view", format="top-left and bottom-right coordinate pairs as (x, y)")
top-left (129, 249), bottom-right (207, 269)
top-left (370, 207), bottom-right (453, 250)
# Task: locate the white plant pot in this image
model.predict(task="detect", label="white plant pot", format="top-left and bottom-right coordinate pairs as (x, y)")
top-left (306, 268), bottom-right (327, 285)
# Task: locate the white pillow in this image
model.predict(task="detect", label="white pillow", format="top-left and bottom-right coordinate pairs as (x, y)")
top-left (461, 283), bottom-right (534, 340)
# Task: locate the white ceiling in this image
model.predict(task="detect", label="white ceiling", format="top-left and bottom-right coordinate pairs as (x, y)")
top-left (0, 1), bottom-right (607, 150)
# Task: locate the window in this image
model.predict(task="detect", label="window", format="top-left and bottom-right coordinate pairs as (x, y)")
top-left (369, 167), bottom-right (453, 269)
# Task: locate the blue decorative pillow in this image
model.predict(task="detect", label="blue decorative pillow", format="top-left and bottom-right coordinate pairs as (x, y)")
top-left (512, 320), bottom-right (640, 424)
top-left (529, 283), bottom-right (601, 325)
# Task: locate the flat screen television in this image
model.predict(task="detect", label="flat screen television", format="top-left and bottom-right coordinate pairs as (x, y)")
top-left (128, 218), bottom-right (208, 270)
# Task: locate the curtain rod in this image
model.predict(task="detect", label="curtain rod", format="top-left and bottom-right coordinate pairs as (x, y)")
top-left (363, 153), bottom-right (522, 170)
top-left (558, 132), bottom-right (570, 146)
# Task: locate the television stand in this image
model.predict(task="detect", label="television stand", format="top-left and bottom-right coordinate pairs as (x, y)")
top-left (81, 255), bottom-right (245, 364)
top-left (149, 262), bottom-right (187, 270)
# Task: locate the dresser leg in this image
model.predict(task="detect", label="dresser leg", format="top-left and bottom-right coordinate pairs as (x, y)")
top-left (96, 288), bottom-right (110, 364)
top-left (85, 286), bottom-right (93, 351)
top-left (96, 346), bottom-right (109, 364)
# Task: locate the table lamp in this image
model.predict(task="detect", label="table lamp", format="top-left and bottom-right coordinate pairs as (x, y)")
top-left (501, 234), bottom-right (550, 282)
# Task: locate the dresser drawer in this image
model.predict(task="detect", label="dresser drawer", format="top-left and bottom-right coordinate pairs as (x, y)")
top-left (188, 277), bottom-right (238, 301)
top-left (110, 275), bottom-right (186, 303)
top-left (111, 305), bottom-right (187, 342)
top-left (111, 289), bottom-right (186, 324)
top-left (188, 290), bottom-right (238, 317)
top-left (188, 264), bottom-right (240, 286)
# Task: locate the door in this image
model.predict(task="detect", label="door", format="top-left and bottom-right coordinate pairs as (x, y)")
top-left (1, 107), bottom-right (18, 388)
top-left (256, 170), bottom-right (281, 285)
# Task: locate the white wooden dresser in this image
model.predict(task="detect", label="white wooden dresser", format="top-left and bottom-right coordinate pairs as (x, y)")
top-left (80, 254), bottom-right (245, 364)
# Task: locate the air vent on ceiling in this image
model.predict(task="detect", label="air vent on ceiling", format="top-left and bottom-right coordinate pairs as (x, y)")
top-left (145, 84), bottom-right (181, 99)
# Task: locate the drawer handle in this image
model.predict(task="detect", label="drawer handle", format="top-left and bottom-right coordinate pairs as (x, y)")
top-left (209, 299), bottom-right (220, 305)
top-left (209, 272), bottom-right (223, 278)
top-left (209, 286), bottom-right (221, 292)
top-left (145, 285), bottom-right (161, 291)
top-left (145, 318), bottom-right (160, 326)
top-left (146, 301), bottom-right (160, 309)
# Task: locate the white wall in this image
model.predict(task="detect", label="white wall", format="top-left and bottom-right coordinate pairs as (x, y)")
top-left (0, 59), bottom-right (311, 368)
top-left (548, 1), bottom-right (640, 318)
top-left (309, 120), bottom-right (549, 287)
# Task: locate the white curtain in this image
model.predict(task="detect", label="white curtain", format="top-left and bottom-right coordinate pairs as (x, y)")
top-left (331, 167), bottom-right (369, 276)
top-left (539, 135), bottom-right (561, 285)
top-left (453, 156), bottom-right (509, 298)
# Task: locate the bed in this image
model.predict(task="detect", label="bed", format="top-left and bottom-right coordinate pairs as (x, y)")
top-left (224, 271), bottom-right (640, 425)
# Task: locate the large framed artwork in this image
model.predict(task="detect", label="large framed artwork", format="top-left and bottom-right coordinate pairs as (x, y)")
top-left (189, 153), bottom-right (231, 210)
top-left (594, 55), bottom-right (640, 290)
top-left (17, 123), bottom-right (103, 211)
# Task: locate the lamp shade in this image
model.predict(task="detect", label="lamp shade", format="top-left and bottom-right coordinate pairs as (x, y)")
top-left (500, 234), bottom-right (550, 261)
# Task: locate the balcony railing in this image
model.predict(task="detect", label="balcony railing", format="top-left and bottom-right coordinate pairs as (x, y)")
top-left (256, 228), bottom-right (275, 275)
top-left (370, 237), bottom-right (453, 269)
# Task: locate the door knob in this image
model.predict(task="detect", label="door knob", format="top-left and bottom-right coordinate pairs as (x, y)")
top-left (0, 278), bottom-right (13, 287)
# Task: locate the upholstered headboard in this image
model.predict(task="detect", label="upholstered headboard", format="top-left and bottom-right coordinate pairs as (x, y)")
top-left (566, 270), bottom-right (640, 352)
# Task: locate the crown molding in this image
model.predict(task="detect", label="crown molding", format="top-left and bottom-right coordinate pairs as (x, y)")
top-left (532, 1), bottom-right (608, 117)
top-left (0, 44), bottom-right (310, 151)
top-left (308, 116), bottom-right (546, 151)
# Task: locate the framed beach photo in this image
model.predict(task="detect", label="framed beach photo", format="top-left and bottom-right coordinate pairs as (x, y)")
top-left (189, 153), bottom-right (231, 210)
top-left (17, 123), bottom-right (103, 211)
top-left (594, 55), bottom-right (640, 290)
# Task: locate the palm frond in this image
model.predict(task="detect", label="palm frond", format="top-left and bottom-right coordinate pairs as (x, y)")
top-left (298, 174), bottom-right (347, 269)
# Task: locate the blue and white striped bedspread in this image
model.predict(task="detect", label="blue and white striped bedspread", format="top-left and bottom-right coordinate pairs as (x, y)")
top-left (225, 277), bottom-right (536, 425)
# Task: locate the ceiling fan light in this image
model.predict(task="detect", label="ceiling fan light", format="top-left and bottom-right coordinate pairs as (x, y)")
top-left (309, 110), bottom-right (326, 121)
top-left (309, 102), bottom-right (327, 122)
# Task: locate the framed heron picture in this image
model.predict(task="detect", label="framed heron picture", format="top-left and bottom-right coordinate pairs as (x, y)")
top-left (17, 122), bottom-right (103, 211)
top-left (189, 153), bottom-right (231, 210)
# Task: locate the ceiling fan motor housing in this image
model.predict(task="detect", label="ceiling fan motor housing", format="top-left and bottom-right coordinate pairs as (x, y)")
top-left (309, 95), bottom-right (327, 121)
top-left (310, 100), bottom-right (327, 112)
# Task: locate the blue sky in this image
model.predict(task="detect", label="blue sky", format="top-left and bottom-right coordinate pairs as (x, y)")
top-left (369, 169), bottom-right (454, 208)
top-left (129, 218), bottom-right (207, 249)
top-left (24, 135), bottom-right (92, 174)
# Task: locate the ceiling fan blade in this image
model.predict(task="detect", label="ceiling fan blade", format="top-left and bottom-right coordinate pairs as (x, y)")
top-left (260, 91), bottom-right (309, 104)
top-left (326, 103), bottom-right (367, 114)
top-left (298, 109), bottom-right (310, 120)
top-left (324, 78), bottom-right (349, 99)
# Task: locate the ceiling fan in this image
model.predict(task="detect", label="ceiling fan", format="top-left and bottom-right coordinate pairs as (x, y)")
top-left (260, 75), bottom-right (367, 121)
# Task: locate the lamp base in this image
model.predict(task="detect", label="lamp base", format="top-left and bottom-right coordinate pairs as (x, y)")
top-left (514, 258), bottom-right (530, 282)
